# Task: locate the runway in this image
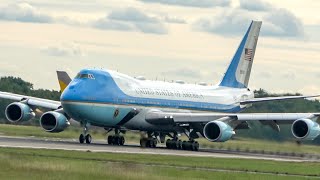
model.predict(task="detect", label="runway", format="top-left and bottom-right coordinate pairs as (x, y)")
top-left (0, 135), bottom-right (318, 162)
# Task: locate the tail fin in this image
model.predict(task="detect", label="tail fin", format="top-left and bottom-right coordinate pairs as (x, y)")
top-left (219, 21), bottom-right (262, 88)
top-left (56, 71), bottom-right (72, 92)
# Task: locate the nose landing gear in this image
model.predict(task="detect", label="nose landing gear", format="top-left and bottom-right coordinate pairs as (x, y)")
top-left (79, 122), bottom-right (92, 144)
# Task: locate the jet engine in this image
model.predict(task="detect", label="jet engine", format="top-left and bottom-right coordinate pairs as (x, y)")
top-left (203, 121), bottom-right (235, 142)
top-left (291, 119), bottom-right (320, 140)
top-left (40, 111), bottom-right (69, 133)
top-left (5, 102), bottom-right (35, 123)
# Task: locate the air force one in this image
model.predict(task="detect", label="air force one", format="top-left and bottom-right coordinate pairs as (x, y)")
top-left (1, 21), bottom-right (320, 151)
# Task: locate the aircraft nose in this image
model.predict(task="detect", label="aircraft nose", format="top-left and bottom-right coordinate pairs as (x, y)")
top-left (60, 83), bottom-right (78, 101)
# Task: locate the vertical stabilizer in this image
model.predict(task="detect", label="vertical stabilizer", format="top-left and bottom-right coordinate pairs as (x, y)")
top-left (219, 21), bottom-right (262, 88)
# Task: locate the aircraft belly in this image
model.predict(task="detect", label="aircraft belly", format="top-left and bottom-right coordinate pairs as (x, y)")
top-left (62, 102), bottom-right (132, 127)
top-left (123, 108), bottom-right (178, 132)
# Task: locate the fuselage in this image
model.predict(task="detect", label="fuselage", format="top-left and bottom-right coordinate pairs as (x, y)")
top-left (60, 69), bottom-right (254, 129)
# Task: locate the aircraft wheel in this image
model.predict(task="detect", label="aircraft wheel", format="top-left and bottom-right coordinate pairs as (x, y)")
top-left (107, 135), bottom-right (113, 144)
top-left (85, 134), bottom-right (92, 144)
top-left (140, 138), bottom-right (147, 148)
top-left (120, 136), bottom-right (125, 146)
top-left (114, 136), bottom-right (120, 145)
top-left (182, 141), bottom-right (187, 150)
top-left (152, 139), bottom-right (157, 148)
top-left (79, 134), bottom-right (85, 144)
top-left (149, 139), bottom-right (157, 148)
top-left (193, 141), bottom-right (199, 151)
top-left (166, 139), bottom-right (171, 149)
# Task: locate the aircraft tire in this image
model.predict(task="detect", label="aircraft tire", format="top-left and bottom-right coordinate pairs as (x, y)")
top-left (182, 141), bottom-right (187, 150)
top-left (114, 136), bottom-right (120, 145)
top-left (85, 134), bottom-right (92, 144)
top-left (79, 134), bottom-right (85, 144)
top-left (107, 135), bottom-right (113, 144)
top-left (120, 136), bottom-right (125, 145)
top-left (166, 139), bottom-right (171, 149)
top-left (149, 139), bottom-right (157, 148)
top-left (193, 141), bottom-right (199, 151)
top-left (140, 138), bottom-right (147, 148)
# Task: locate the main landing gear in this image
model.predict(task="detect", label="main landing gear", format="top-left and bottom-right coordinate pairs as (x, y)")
top-left (107, 129), bottom-right (125, 146)
top-left (166, 132), bottom-right (199, 151)
top-left (166, 139), bottom-right (199, 151)
top-left (140, 132), bottom-right (158, 148)
top-left (79, 122), bottom-right (92, 144)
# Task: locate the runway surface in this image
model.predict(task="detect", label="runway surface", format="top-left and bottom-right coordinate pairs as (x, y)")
top-left (0, 135), bottom-right (318, 162)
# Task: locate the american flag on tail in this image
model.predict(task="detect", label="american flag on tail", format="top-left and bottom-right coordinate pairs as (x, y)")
top-left (244, 48), bottom-right (253, 61)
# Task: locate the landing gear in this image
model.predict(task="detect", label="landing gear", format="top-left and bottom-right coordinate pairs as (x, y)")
top-left (107, 128), bottom-right (125, 146)
top-left (140, 138), bottom-right (157, 148)
top-left (79, 133), bottom-right (92, 144)
top-left (79, 122), bottom-right (92, 144)
top-left (166, 139), bottom-right (199, 151)
top-left (165, 132), bottom-right (199, 151)
top-left (139, 132), bottom-right (158, 148)
top-left (107, 135), bottom-right (125, 145)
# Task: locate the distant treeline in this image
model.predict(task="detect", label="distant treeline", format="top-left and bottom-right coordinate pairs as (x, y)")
top-left (0, 76), bottom-right (319, 143)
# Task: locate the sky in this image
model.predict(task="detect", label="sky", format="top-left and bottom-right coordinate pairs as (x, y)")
top-left (0, 0), bottom-right (319, 94)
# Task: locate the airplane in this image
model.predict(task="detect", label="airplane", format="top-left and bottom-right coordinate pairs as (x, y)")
top-left (1, 20), bottom-right (320, 151)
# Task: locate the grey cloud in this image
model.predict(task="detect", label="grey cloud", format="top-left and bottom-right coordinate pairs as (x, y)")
top-left (193, 7), bottom-right (304, 37)
top-left (41, 44), bottom-right (84, 57)
top-left (138, 0), bottom-right (230, 8)
top-left (163, 16), bottom-right (186, 24)
top-left (262, 9), bottom-right (304, 37)
top-left (108, 7), bottom-right (157, 23)
top-left (193, 9), bottom-right (251, 35)
top-left (93, 8), bottom-right (168, 34)
top-left (0, 3), bottom-right (52, 23)
top-left (162, 68), bottom-right (204, 79)
top-left (0, 3), bottom-right (168, 35)
top-left (93, 19), bottom-right (134, 31)
top-left (239, 0), bottom-right (272, 11)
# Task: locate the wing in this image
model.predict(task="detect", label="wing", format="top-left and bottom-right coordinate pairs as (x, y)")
top-left (146, 110), bottom-right (320, 132)
top-left (146, 111), bottom-right (320, 124)
top-left (146, 110), bottom-right (320, 142)
top-left (0, 91), bottom-right (61, 110)
top-left (240, 95), bottom-right (320, 105)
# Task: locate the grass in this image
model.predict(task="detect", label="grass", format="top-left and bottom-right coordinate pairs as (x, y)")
top-left (0, 147), bottom-right (319, 179)
top-left (0, 124), bottom-right (320, 156)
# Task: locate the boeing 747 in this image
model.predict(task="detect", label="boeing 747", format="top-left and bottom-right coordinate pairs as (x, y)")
top-left (1, 21), bottom-right (320, 151)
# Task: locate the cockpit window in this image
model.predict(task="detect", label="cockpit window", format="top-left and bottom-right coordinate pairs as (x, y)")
top-left (75, 73), bottom-right (95, 79)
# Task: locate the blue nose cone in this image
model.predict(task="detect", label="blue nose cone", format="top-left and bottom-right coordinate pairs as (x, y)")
top-left (60, 79), bottom-right (81, 102)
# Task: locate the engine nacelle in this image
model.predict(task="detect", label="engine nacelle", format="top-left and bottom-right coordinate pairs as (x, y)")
top-left (203, 121), bottom-right (235, 142)
top-left (5, 102), bottom-right (35, 123)
top-left (291, 119), bottom-right (320, 140)
top-left (40, 111), bottom-right (69, 133)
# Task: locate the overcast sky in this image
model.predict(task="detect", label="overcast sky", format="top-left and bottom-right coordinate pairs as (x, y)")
top-left (0, 0), bottom-right (319, 94)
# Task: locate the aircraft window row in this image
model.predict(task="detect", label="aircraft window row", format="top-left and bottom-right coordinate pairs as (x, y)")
top-left (75, 73), bottom-right (95, 79)
top-left (135, 88), bottom-right (204, 99)
top-left (119, 98), bottom-right (220, 110)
